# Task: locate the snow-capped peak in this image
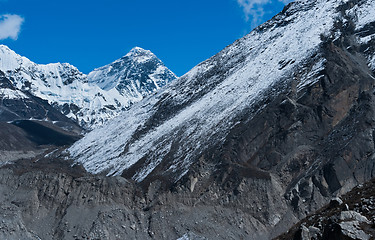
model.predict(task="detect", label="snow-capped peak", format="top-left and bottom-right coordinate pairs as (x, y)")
top-left (0, 46), bottom-right (177, 129)
top-left (125, 47), bottom-right (155, 63)
top-left (87, 47), bottom-right (177, 96)
top-left (127, 46), bottom-right (153, 56)
top-left (0, 44), bottom-right (11, 52)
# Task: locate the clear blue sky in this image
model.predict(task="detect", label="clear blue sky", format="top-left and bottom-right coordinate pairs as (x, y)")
top-left (0, 0), bottom-right (289, 76)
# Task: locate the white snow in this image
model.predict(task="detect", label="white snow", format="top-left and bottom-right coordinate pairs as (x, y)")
top-left (347, 0), bottom-right (375, 30)
top-left (297, 58), bottom-right (326, 91)
top-left (87, 46), bottom-right (176, 93)
top-left (0, 88), bottom-right (28, 99)
top-left (70, 0), bottom-right (347, 181)
top-left (357, 33), bottom-right (375, 44)
top-left (0, 45), bottom-right (176, 129)
top-left (348, 0), bottom-right (375, 71)
top-left (85, 47), bottom-right (176, 121)
top-left (127, 47), bottom-right (154, 63)
top-left (176, 233), bottom-right (197, 240)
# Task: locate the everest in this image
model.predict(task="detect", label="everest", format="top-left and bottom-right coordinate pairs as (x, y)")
top-left (0, 45), bottom-right (177, 129)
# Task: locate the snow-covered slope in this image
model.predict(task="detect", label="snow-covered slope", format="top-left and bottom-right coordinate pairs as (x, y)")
top-left (69, 0), bottom-right (375, 182)
top-left (88, 47), bottom-right (176, 98)
top-left (69, 0), bottom-right (375, 183)
top-left (347, 0), bottom-right (375, 71)
top-left (0, 46), bottom-right (176, 129)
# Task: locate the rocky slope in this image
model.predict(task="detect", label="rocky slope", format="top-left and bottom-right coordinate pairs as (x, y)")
top-left (0, 45), bottom-right (176, 129)
top-left (0, 70), bottom-right (82, 163)
top-left (68, 0), bottom-right (375, 237)
top-left (0, 0), bottom-right (375, 239)
top-left (0, 70), bottom-right (80, 128)
top-left (275, 178), bottom-right (375, 239)
top-left (0, 156), bottom-right (267, 240)
top-left (70, 0), bottom-right (375, 187)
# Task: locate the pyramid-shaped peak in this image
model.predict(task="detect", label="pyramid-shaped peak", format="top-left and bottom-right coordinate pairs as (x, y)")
top-left (126, 46), bottom-right (155, 58)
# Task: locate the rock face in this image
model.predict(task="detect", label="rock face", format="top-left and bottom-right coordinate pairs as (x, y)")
top-left (0, 157), bottom-right (270, 240)
top-left (71, 0), bottom-right (375, 192)
top-left (1, 0), bottom-right (375, 239)
top-left (0, 70), bottom-right (82, 162)
top-left (68, 0), bottom-right (375, 237)
top-left (69, 0), bottom-right (375, 183)
top-left (276, 178), bottom-right (375, 240)
top-left (0, 45), bottom-right (176, 129)
top-left (0, 70), bottom-right (80, 129)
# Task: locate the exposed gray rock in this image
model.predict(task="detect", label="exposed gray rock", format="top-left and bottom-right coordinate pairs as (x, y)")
top-left (177, 232), bottom-right (207, 240)
top-left (339, 211), bottom-right (370, 223)
top-left (339, 221), bottom-right (370, 240)
top-left (276, 178), bottom-right (375, 240)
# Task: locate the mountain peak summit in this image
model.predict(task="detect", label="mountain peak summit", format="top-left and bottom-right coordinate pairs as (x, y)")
top-left (129, 46), bottom-right (148, 53)
top-left (88, 47), bottom-right (176, 93)
top-left (125, 47), bottom-right (155, 62)
top-left (0, 44), bottom-right (177, 129)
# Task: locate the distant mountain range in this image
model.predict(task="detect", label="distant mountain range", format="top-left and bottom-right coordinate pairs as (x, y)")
top-left (0, 45), bottom-right (177, 129)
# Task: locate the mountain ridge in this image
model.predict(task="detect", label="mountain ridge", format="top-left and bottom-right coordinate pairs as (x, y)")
top-left (66, 0), bottom-right (375, 237)
top-left (69, 0), bottom-right (346, 180)
top-left (0, 45), bottom-right (177, 129)
top-left (88, 46), bottom-right (176, 98)
top-left (0, 0), bottom-right (375, 239)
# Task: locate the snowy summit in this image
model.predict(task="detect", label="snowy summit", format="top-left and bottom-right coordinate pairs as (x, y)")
top-left (0, 45), bottom-right (177, 129)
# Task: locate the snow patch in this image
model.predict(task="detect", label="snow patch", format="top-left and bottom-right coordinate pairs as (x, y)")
top-left (0, 88), bottom-right (28, 99)
top-left (347, 0), bottom-right (375, 30)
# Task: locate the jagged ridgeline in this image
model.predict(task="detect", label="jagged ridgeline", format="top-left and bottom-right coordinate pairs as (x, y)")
top-left (0, 46), bottom-right (176, 129)
top-left (0, 0), bottom-right (374, 239)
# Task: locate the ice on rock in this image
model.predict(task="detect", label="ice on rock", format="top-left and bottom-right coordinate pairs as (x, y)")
top-left (0, 88), bottom-right (28, 99)
top-left (70, 0), bottom-right (353, 181)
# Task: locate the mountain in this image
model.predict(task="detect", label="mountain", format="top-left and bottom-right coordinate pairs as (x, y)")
top-left (0, 0), bottom-right (375, 239)
top-left (0, 70), bottom-right (82, 163)
top-left (69, 0), bottom-right (375, 181)
top-left (0, 45), bottom-right (176, 129)
top-left (0, 70), bottom-right (78, 125)
top-left (88, 47), bottom-right (176, 96)
top-left (66, 0), bottom-right (375, 238)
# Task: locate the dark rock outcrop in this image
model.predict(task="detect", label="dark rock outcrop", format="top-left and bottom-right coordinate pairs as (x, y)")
top-left (276, 178), bottom-right (375, 240)
top-left (0, 70), bottom-right (82, 162)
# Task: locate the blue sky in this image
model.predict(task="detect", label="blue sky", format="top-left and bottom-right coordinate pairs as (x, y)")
top-left (0, 0), bottom-right (290, 76)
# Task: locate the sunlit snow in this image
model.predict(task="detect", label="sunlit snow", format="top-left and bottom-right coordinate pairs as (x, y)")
top-left (70, 0), bottom-right (361, 182)
top-left (0, 45), bottom-right (176, 128)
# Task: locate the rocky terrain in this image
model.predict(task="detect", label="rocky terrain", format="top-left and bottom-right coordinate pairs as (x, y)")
top-left (275, 178), bottom-right (375, 239)
top-left (0, 0), bottom-right (374, 239)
